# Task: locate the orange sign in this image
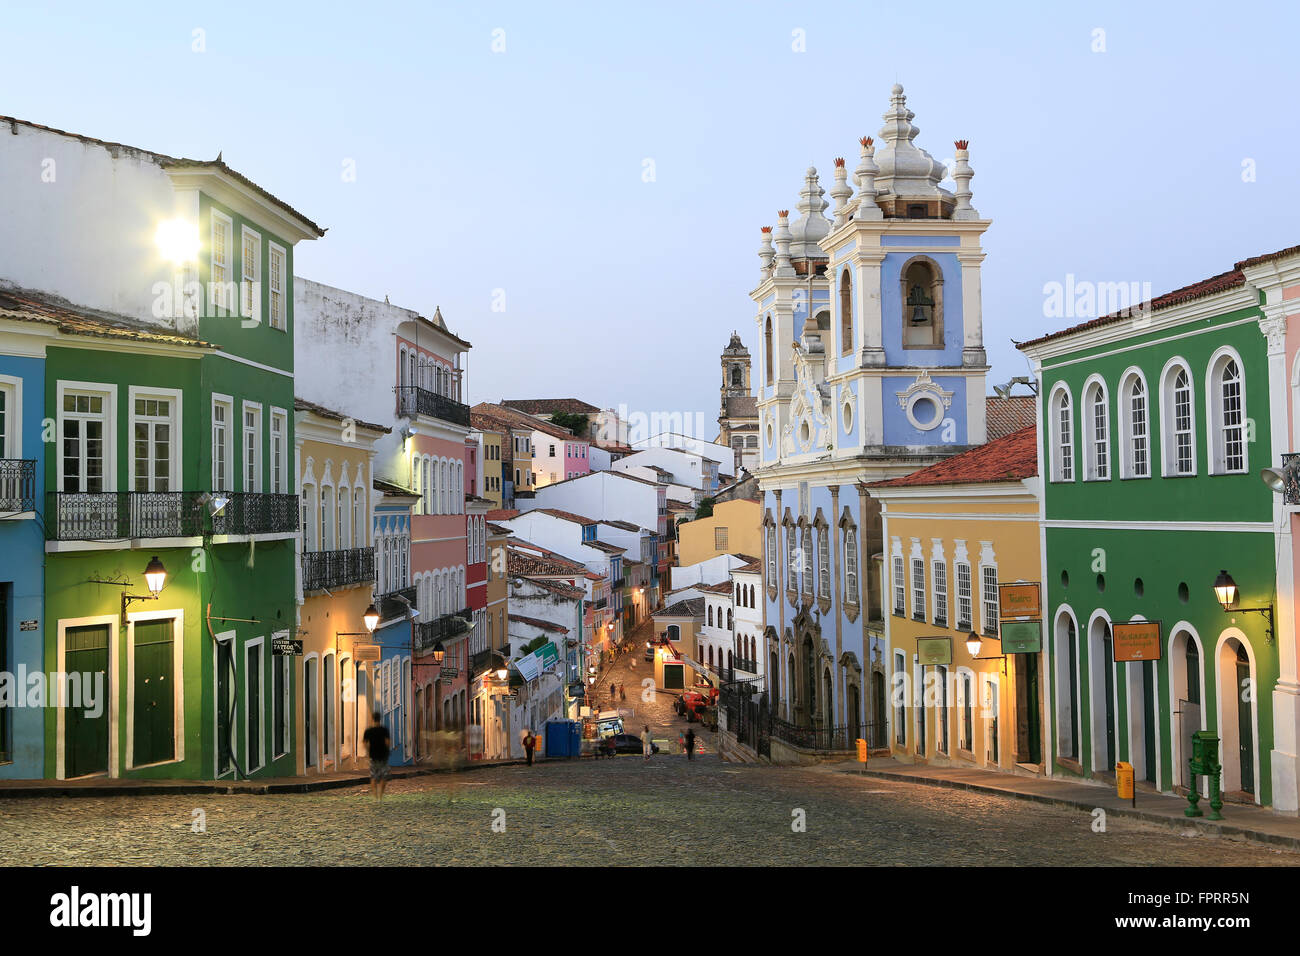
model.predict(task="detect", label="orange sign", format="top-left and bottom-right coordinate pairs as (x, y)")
top-left (998, 583), bottom-right (1041, 621)
top-left (1112, 621), bottom-right (1163, 663)
top-left (856, 739), bottom-right (868, 763)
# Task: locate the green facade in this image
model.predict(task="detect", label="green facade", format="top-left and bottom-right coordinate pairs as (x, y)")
top-left (1036, 298), bottom-right (1277, 804)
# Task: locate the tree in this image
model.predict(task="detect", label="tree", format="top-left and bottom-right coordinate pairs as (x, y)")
top-left (549, 412), bottom-right (589, 436)
top-left (694, 497), bottom-right (715, 520)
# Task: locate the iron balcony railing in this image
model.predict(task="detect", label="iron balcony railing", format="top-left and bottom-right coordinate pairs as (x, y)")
top-left (415, 607), bottom-right (472, 656)
top-left (733, 657), bottom-right (758, 674)
top-left (770, 719), bottom-right (856, 753)
top-left (611, 577), bottom-right (625, 590)
top-left (0, 459), bottom-right (36, 513)
top-left (302, 547), bottom-right (375, 592)
top-left (48, 491), bottom-right (299, 541)
top-left (395, 386), bottom-right (471, 428)
top-left (1283, 453), bottom-right (1300, 506)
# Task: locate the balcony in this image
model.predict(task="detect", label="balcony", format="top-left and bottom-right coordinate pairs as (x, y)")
top-left (48, 491), bottom-right (299, 541)
top-left (415, 607), bottom-right (472, 656)
top-left (611, 577), bottom-right (625, 590)
top-left (302, 547), bottom-right (375, 592)
top-left (0, 459), bottom-right (36, 513)
top-left (395, 386), bottom-right (470, 428)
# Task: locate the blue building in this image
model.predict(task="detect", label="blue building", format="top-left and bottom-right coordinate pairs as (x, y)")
top-left (753, 86), bottom-right (991, 744)
top-left (372, 484), bottom-right (415, 767)
top-left (0, 336), bottom-right (45, 778)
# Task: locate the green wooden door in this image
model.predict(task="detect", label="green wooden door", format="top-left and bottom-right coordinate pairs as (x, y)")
top-left (1142, 661), bottom-right (1156, 784)
top-left (133, 619), bottom-right (174, 767)
top-left (65, 624), bottom-right (110, 777)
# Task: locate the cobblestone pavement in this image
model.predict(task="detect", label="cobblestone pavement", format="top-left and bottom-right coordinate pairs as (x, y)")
top-left (1, 755), bottom-right (1296, 866)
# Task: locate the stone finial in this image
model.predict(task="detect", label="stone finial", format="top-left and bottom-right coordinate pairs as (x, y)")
top-left (951, 139), bottom-right (979, 220)
top-left (853, 136), bottom-right (882, 221)
top-left (758, 226), bottom-right (775, 279)
top-left (773, 211), bottom-right (795, 278)
top-left (789, 167), bottom-right (832, 258)
top-left (829, 158), bottom-right (853, 228)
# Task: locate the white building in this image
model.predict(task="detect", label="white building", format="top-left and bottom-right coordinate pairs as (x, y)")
top-left (730, 560), bottom-right (764, 681)
top-left (614, 447), bottom-right (719, 494)
top-left (630, 432), bottom-right (736, 478)
top-left (521, 470), bottom-right (668, 570)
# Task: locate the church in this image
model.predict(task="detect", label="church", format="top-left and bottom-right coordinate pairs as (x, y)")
top-left (753, 84), bottom-right (994, 741)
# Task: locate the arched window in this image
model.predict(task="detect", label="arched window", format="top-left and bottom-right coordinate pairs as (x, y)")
top-left (1209, 351), bottom-right (1246, 474)
top-left (1161, 361), bottom-right (1196, 476)
top-left (900, 257), bottom-right (943, 348)
top-left (839, 269), bottom-right (853, 355)
top-left (353, 489), bottom-right (365, 547)
top-left (817, 526), bottom-right (830, 599)
top-left (1049, 385), bottom-right (1075, 482)
top-left (428, 458), bottom-right (438, 515)
top-left (764, 317), bottom-right (773, 385)
top-left (321, 485), bottom-right (335, 550)
top-left (844, 528), bottom-right (859, 605)
top-left (731, 365), bottom-right (743, 387)
top-left (726, 608), bottom-right (733, 630)
top-left (801, 526), bottom-right (813, 596)
top-left (707, 605), bottom-right (714, 627)
top-left (1119, 371), bottom-right (1150, 479)
top-left (303, 482), bottom-right (318, 552)
top-left (1083, 378), bottom-right (1110, 481)
top-left (339, 483), bottom-right (351, 548)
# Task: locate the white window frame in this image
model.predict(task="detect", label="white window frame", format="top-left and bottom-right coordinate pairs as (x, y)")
top-left (1048, 383), bottom-right (1074, 482)
top-left (56, 381), bottom-right (117, 494)
top-left (817, 525), bottom-right (830, 600)
top-left (128, 386), bottom-right (183, 492)
top-left (270, 407), bottom-right (288, 494)
top-left (210, 209), bottom-right (234, 315)
top-left (244, 636), bottom-right (266, 773)
top-left (1082, 375), bottom-right (1110, 481)
top-left (272, 634), bottom-right (291, 759)
top-left (1117, 368), bottom-right (1150, 479)
top-left (978, 543), bottom-right (999, 637)
top-left (891, 539), bottom-right (905, 616)
top-left (1206, 347), bottom-right (1248, 476)
top-left (1160, 358), bottom-right (1197, 477)
top-left (242, 401), bottom-right (263, 493)
top-left (910, 542), bottom-right (926, 622)
top-left (268, 241), bottom-right (287, 331)
top-left (241, 225), bottom-right (262, 322)
top-left (0, 375), bottom-right (22, 462)
top-left (124, 608), bottom-right (186, 771)
top-left (931, 541), bottom-right (948, 627)
top-left (955, 539), bottom-right (973, 632)
top-left (212, 394), bottom-right (233, 492)
top-left (843, 526), bottom-right (859, 606)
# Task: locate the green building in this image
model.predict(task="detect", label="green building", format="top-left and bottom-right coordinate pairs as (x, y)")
top-left (1020, 261), bottom-right (1279, 807)
top-left (28, 134), bottom-right (323, 780)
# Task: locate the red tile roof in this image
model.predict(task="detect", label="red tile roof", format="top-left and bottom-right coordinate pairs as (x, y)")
top-left (472, 402), bottom-right (589, 442)
top-left (869, 425), bottom-right (1038, 488)
top-left (535, 508), bottom-right (597, 525)
top-left (502, 398), bottom-right (600, 416)
top-left (985, 395), bottom-right (1036, 441)
top-left (294, 397), bottom-right (390, 434)
top-left (1016, 266), bottom-right (1250, 349)
top-left (508, 614), bottom-right (569, 635)
top-left (519, 578), bottom-right (585, 600)
top-left (1234, 244), bottom-right (1300, 270)
top-left (487, 509), bottom-right (520, 521)
top-left (506, 548), bottom-right (586, 576)
top-left (0, 287), bottom-right (219, 349)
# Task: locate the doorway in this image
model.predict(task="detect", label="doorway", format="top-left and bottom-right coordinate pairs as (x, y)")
top-left (133, 618), bottom-right (175, 767)
top-left (65, 623), bottom-right (110, 778)
top-left (1088, 617), bottom-right (1115, 774)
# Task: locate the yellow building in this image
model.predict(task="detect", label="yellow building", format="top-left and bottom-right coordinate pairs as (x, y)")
top-left (294, 399), bottom-right (389, 776)
top-left (675, 497), bottom-right (762, 568)
top-left (651, 597), bottom-right (704, 691)
top-left (478, 427), bottom-right (504, 509)
top-left (870, 425), bottom-right (1044, 773)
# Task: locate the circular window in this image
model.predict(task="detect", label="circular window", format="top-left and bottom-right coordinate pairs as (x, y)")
top-left (1060, 569), bottom-right (1069, 589)
top-left (1134, 577), bottom-right (1144, 598)
top-left (1096, 573), bottom-right (1106, 593)
top-left (1178, 581), bottom-right (1189, 604)
top-left (842, 401), bottom-right (854, 433)
top-left (905, 392), bottom-right (945, 431)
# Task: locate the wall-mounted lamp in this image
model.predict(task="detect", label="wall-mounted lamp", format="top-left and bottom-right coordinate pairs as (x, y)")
top-left (90, 556), bottom-right (168, 618)
top-left (1212, 569), bottom-right (1274, 644)
top-left (363, 603), bottom-right (380, 632)
top-left (196, 491), bottom-right (230, 517)
top-left (965, 630), bottom-right (1007, 674)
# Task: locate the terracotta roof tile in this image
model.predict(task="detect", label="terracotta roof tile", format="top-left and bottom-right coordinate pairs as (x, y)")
top-left (508, 614), bottom-right (569, 635)
top-left (985, 395), bottom-right (1036, 441)
top-left (518, 578), bottom-right (585, 600)
top-left (1234, 244), bottom-right (1300, 271)
top-left (472, 402), bottom-right (590, 442)
top-left (534, 508), bottom-right (597, 526)
top-left (487, 509), bottom-right (520, 521)
top-left (869, 425), bottom-right (1038, 488)
top-left (654, 597), bottom-right (705, 619)
top-left (0, 286), bottom-right (218, 349)
top-left (502, 398), bottom-right (600, 416)
top-left (294, 397), bottom-right (390, 434)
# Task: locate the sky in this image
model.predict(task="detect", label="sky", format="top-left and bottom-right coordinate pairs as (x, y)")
top-left (4, 0), bottom-right (1299, 435)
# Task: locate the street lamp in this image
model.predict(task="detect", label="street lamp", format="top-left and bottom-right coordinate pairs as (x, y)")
top-left (143, 556), bottom-right (167, 596)
top-left (1212, 569), bottom-right (1274, 643)
top-left (432, 640), bottom-right (446, 665)
top-left (363, 603), bottom-right (380, 632)
top-left (1261, 457), bottom-right (1300, 496)
top-left (965, 629), bottom-right (1007, 673)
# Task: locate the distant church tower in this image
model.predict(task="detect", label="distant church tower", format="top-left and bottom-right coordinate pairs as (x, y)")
top-left (717, 332), bottom-right (759, 474)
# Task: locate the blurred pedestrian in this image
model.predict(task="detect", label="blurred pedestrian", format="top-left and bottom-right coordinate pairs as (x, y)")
top-left (641, 724), bottom-right (653, 762)
top-left (685, 727), bottom-right (696, 761)
top-left (619, 683), bottom-right (627, 702)
top-left (522, 729), bottom-right (536, 766)
top-left (363, 711), bottom-right (391, 801)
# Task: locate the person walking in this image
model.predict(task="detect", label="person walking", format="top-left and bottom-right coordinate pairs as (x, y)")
top-left (619, 683), bottom-right (627, 702)
top-left (522, 729), bottom-right (536, 766)
top-left (641, 724), bottom-right (653, 762)
top-left (362, 711), bottom-right (392, 801)
top-left (685, 727), bottom-right (696, 760)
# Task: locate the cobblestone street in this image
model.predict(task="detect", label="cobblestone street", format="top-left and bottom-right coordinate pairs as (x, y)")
top-left (2, 756), bottom-right (1296, 866)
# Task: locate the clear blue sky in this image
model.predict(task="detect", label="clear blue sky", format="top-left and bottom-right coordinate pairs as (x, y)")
top-left (4, 1), bottom-right (1298, 432)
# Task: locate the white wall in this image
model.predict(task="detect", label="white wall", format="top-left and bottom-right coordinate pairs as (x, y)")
top-left (614, 447), bottom-right (709, 489)
top-left (631, 432), bottom-right (736, 477)
top-left (523, 471), bottom-right (661, 533)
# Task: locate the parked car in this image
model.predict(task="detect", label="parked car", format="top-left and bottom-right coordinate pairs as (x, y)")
top-left (644, 643), bottom-right (655, 662)
top-left (605, 733), bottom-right (657, 755)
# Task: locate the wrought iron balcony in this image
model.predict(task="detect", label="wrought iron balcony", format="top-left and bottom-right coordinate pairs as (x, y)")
top-left (48, 491), bottom-right (300, 541)
top-left (611, 577), bottom-right (625, 590)
top-left (1283, 454), bottom-right (1300, 506)
top-left (302, 547), bottom-right (375, 592)
top-left (415, 607), bottom-right (472, 656)
top-left (395, 386), bottom-right (470, 428)
top-left (0, 459), bottom-right (36, 513)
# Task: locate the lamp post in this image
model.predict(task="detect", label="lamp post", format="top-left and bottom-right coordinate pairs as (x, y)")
top-left (1212, 569), bottom-right (1274, 644)
top-left (965, 630), bottom-right (1007, 674)
top-left (90, 556), bottom-right (168, 618)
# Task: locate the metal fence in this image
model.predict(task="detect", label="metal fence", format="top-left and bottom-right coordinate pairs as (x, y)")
top-left (415, 607), bottom-right (472, 655)
top-left (48, 491), bottom-right (300, 540)
top-left (302, 547), bottom-right (375, 591)
top-left (0, 459), bottom-right (35, 513)
top-left (395, 386), bottom-right (471, 427)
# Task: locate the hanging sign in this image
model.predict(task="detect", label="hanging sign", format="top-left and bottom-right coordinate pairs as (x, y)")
top-left (998, 583), bottom-right (1041, 621)
top-left (916, 637), bottom-right (952, 666)
top-left (999, 620), bottom-right (1042, 654)
top-left (1113, 620), bottom-right (1162, 663)
top-left (353, 643), bottom-right (381, 662)
top-left (272, 636), bottom-right (303, 656)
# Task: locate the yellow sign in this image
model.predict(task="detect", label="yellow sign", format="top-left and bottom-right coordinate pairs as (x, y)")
top-left (856, 739), bottom-right (868, 764)
top-left (998, 583), bottom-right (1041, 621)
top-left (353, 644), bottom-right (382, 662)
top-left (1112, 621), bottom-right (1162, 663)
top-left (1116, 761), bottom-right (1134, 800)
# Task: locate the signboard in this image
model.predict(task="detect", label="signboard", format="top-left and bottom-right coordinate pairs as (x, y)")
top-left (999, 620), bottom-right (1042, 654)
top-left (516, 641), bottom-right (560, 682)
top-left (998, 583), bottom-right (1041, 621)
top-left (353, 643), bottom-right (381, 662)
top-left (916, 637), bottom-right (952, 666)
top-left (272, 637), bottom-right (303, 656)
top-left (19, 619), bottom-right (37, 632)
top-left (1113, 620), bottom-right (1162, 663)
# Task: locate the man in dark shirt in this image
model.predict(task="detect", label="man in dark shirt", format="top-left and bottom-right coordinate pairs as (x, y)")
top-left (363, 711), bottom-right (391, 801)
top-left (684, 727), bottom-right (696, 761)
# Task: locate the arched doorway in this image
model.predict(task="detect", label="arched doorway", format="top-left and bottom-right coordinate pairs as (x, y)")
top-left (1169, 626), bottom-right (1203, 790)
top-left (872, 671), bottom-right (887, 748)
top-left (1054, 610), bottom-right (1079, 762)
top-left (1216, 634), bottom-right (1257, 798)
top-left (1087, 615), bottom-right (1116, 774)
top-left (848, 681), bottom-right (861, 745)
top-left (802, 635), bottom-right (817, 727)
top-left (822, 667), bottom-right (834, 730)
